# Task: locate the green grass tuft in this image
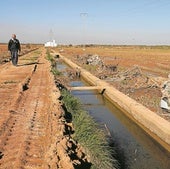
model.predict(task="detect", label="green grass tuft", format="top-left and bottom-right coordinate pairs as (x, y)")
top-left (46, 49), bottom-right (55, 63)
top-left (61, 89), bottom-right (118, 169)
top-left (46, 49), bottom-right (60, 76)
top-left (51, 67), bottom-right (62, 76)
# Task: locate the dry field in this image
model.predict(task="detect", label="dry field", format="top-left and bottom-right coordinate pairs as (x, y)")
top-left (56, 45), bottom-right (170, 120)
top-left (0, 48), bottom-right (81, 168)
top-left (0, 44), bottom-right (9, 62)
top-left (0, 43), bottom-right (41, 64)
top-left (59, 45), bottom-right (170, 77)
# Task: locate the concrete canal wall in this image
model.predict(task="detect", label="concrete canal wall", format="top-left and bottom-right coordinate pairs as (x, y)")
top-left (59, 54), bottom-right (170, 152)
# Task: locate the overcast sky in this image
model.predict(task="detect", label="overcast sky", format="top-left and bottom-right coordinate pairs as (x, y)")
top-left (1, 0), bottom-right (170, 45)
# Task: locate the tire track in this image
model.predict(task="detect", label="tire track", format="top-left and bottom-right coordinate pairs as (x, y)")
top-left (0, 49), bottom-right (59, 169)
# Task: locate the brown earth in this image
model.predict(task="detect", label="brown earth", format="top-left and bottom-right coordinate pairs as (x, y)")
top-left (55, 46), bottom-right (170, 121)
top-left (0, 43), bottom-right (41, 64)
top-left (0, 47), bottom-right (85, 169)
top-left (58, 46), bottom-right (170, 77)
top-left (0, 45), bottom-right (169, 168)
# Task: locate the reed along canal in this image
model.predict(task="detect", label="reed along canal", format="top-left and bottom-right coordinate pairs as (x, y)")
top-left (56, 61), bottom-right (170, 169)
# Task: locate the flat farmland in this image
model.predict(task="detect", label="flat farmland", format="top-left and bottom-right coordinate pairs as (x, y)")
top-left (0, 44), bottom-right (9, 62)
top-left (60, 46), bottom-right (170, 77)
top-left (0, 43), bottom-right (41, 64)
top-left (56, 46), bottom-right (170, 120)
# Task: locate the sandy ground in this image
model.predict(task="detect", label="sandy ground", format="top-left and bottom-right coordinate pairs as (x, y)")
top-left (0, 43), bottom-right (41, 64)
top-left (0, 45), bottom-right (169, 168)
top-left (0, 48), bottom-right (71, 168)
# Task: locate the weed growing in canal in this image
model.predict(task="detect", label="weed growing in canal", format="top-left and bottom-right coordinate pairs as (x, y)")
top-left (46, 49), bottom-right (61, 76)
top-left (62, 89), bottom-right (82, 113)
top-left (51, 67), bottom-right (62, 76)
top-left (61, 89), bottom-right (118, 169)
top-left (46, 49), bottom-right (56, 67)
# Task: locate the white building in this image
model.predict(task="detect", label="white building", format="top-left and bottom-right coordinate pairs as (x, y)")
top-left (44, 40), bottom-right (57, 47)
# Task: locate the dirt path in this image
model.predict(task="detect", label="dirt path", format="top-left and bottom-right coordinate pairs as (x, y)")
top-left (0, 48), bottom-right (62, 168)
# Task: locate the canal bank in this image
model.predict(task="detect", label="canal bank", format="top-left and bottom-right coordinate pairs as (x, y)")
top-left (54, 54), bottom-right (170, 168)
top-left (70, 79), bottom-right (170, 169)
top-left (57, 53), bottom-right (170, 153)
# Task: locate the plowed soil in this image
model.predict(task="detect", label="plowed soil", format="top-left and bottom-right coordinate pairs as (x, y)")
top-left (0, 48), bottom-right (63, 169)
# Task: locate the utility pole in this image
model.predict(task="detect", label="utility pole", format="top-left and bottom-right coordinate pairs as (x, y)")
top-left (49, 29), bottom-right (53, 41)
top-left (80, 12), bottom-right (88, 50)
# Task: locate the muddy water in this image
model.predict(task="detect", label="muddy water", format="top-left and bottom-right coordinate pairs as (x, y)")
top-left (57, 62), bottom-right (170, 169)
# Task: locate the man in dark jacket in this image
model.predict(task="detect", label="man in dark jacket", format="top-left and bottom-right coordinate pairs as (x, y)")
top-left (8, 34), bottom-right (21, 66)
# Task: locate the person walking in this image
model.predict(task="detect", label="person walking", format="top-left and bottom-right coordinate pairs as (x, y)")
top-left (8, 34), bottom-right (21, 66)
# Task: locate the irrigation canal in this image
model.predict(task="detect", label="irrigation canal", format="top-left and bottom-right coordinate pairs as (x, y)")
top-left (56, 61), bottom-right (170, 169)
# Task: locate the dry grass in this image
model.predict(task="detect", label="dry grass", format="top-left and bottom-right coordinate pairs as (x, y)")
top-left (58, 46), bottom-right (170, 77)
top-left (55, 45), bottom-right (170, 118)
top-left (0, 43), bottom-right (41, 64)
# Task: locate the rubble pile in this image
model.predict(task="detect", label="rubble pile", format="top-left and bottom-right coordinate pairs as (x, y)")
top-left (112, 65), bottom-right (160, 89)
top-left (76, 54), bottom-right (104, 66)
top-left (69, 52), bottom-right (170, 119)
top-left (113, 66), bottom-right (165, 88)
top-left (86, 54), bottom-right (103, 65)
top-left (160, 74), bottom-right (170, 111)
top-left (75, 54), bottom-right (170, 112)
top-left (115, 65), bottom-right (143, 81)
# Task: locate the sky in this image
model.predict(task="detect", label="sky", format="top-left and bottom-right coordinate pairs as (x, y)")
top-left (1, 0), bottom-right (170, 45)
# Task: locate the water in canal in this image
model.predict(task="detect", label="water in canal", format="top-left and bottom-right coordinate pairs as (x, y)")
top-left (57, 61), bottom-right (170, 169)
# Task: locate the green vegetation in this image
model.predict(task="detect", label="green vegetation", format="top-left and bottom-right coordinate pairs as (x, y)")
top-left (51, 67), bottom-right (62, 76)
top-left (46, 49), bottom-right (61, 76)
top-left (46, 49), bottom-right (55, 63)
top-left (61, 89), bottom-right (118, 169)
top-left (46, 48), bottom-right (118, 168)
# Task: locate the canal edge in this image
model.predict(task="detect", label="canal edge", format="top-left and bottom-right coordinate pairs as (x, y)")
top-left (56, 52), bottom-right (170, 153)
